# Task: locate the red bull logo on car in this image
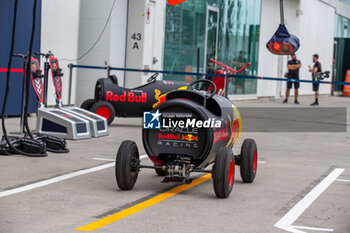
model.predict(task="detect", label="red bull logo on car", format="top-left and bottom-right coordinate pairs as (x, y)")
top-left (158, 133), bottom-right (181, 140)
top-left (153, 87), bottom-right (187, 108)
top-left (153, 89), bottom-right (167, 108)
top-left (157, 133), bottom-right (198, 142)
top-left (214, 121), bottom-right (229, 144)
top-left (213, 107), bottom-right (242, 146)
top-left (182, 134), bottom-right (198, 142)
top-left (106, 91), bottom-right (147, 103)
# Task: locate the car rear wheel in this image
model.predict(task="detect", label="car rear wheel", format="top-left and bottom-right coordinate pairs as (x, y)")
top-left (80, 99), bottom-right (95, 110)
top-left (240, 139), bottom-right (257, 183)
top-left (212, 147), bottom-right (235, 198)
top-left (90, 101), bottom-right (115, 125)
top-left (115, 141), bottom-right (139, 190)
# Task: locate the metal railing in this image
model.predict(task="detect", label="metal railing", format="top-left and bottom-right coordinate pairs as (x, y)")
top-left (68, 64), bottom-right (350, 105)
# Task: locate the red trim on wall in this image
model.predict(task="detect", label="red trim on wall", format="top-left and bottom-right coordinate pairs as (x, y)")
top-left (0, 68), bottom-right (24, 73)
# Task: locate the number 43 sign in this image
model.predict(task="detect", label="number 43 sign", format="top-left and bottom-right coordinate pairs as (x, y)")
top-left (167, 0), bottom-right (187, 5)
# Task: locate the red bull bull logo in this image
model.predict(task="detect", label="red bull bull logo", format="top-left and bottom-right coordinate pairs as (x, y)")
top-left (153, 87), bottom-right (187, 108)
top-left (153, 89), bottom-right (167, 108)
top-left (182, 134), bottom-right (198, 142)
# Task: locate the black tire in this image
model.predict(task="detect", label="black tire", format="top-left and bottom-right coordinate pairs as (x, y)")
top-left (90, 101), bottom-right (116, 125)
top-left (155, 167), bottom-right (168, 176)
top-left (212, 147), bottom-right (235, 198)
top-left (80, 99), bottom-right (95, 110)
top-left (115, 141), bottom-right (139, 190)
top-left (240, 139), bottom-right (258, 183)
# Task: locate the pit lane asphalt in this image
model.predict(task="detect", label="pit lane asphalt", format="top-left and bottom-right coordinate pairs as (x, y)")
top-left (0, 95), bottom-right (349, 233)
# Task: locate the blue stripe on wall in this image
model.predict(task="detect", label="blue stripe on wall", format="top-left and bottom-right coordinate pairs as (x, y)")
top-left (0, 0), bottom-right (42, 116)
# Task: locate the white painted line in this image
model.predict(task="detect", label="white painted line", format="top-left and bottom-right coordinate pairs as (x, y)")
top-left (93, 154), bottom-right (148, 162)
top-left (0, 163), bottom-right (114, 198)
top-left (336, 179), bottom-right (350, 183)
top-left (274, 168), bottom-right (345, 233)
top-left (292, 225), bottom-right (333, 232)
top-left (94, 156), bottom-right (266, 164)
top-left (93, 158), bottom-right (115, 162)
top-left (0, 154), bottom-right (149, 199)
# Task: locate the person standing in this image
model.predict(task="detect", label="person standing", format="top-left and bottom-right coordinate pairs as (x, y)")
top-left (309, 54), bottom-right (322, 106)
top-left (232, 51), bottom-right (248, 94)
top-left (283, 54), bottom-right (301, 104)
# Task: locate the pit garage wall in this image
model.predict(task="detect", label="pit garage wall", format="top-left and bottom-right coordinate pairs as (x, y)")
top-left (74, 0), bottom-right (165, 104)
top-left (125, 0), bottom-right (166, 88)
top-left (75, 0), bottom-right (128, 106)
top-left (41, 0), bottom-right (163, 106)
top-left (257, 0), bottom-right (335, 98)
top-left (40, 0), bottom-right (81, 106)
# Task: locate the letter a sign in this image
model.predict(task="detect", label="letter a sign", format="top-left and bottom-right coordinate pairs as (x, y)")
top-left (167, 0), bottom-right (187, 5)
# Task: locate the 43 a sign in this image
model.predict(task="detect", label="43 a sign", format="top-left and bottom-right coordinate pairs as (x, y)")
top-left (167, 0), bottom-right (187, 5)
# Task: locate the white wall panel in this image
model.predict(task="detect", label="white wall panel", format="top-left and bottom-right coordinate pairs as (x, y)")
top-left (257, 0), bottom-right (281, 97)
top-left (125, 0), bottom-right (146, 88)
top-left (40, 0), bottom-right (81, 105)
top-left (75, 0), bottom-right (128, 105)
top-left (125, 0), bottom-right (167, 88)
top-left (297, 0), bottom-right (335, 96)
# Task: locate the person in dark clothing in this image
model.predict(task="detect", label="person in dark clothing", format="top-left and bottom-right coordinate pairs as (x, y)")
top-left (232, 51), bottom-right (248, 94)
top-left (308, 54), bottom-right (322, 106)
top-left (283, 54), bottom-right (301, 104)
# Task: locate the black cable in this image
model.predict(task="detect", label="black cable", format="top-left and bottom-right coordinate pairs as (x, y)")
top-left (59, 0), bottom-right (117, 62)
top-left (1, 0), bottom-right (46, 157)
top-left (23, 0), bottom-right (38, 140)
top-left (1, 0), bottom-right (19, 155)
top-left (22, 8), bottom-right (68, 155)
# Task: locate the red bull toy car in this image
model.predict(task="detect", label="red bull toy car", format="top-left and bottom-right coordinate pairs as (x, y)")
top-left (115, 80), bottom-right (258, 198)
top-left (81, 73), bottom-right (187, 124)
top-left (82, 60), bottom-right (250, 125)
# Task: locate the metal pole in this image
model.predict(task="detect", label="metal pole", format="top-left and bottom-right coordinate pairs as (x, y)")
top-left (123, 0), bottom-right (130, 88)
top-left (280, 0), bottom-right (285, 25)
top-left (19, 60), bottom-right (28, 135)
top-left (43, 59), bottom-right (49, 107)
top-left (275, 56), bottom-right (283, 100)
top-left (107, 65), bottom-right (111, 77)
top-left (197, 48), bottom-right (200, 81)
top-left (196, 48), bottom-right (200, 89)
top-left (68, 63), bottom-right (73, 106)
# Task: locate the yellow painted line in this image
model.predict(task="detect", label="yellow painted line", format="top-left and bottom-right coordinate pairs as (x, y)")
top-left (76, 174), bottom-right (212, 232)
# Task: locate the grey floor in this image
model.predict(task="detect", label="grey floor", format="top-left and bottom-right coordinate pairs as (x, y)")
top-left (0, 95), bottom-right (349, 233)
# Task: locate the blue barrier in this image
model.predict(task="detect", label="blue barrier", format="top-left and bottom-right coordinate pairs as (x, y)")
top-left (70, 64), bottom-right (350, 86)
